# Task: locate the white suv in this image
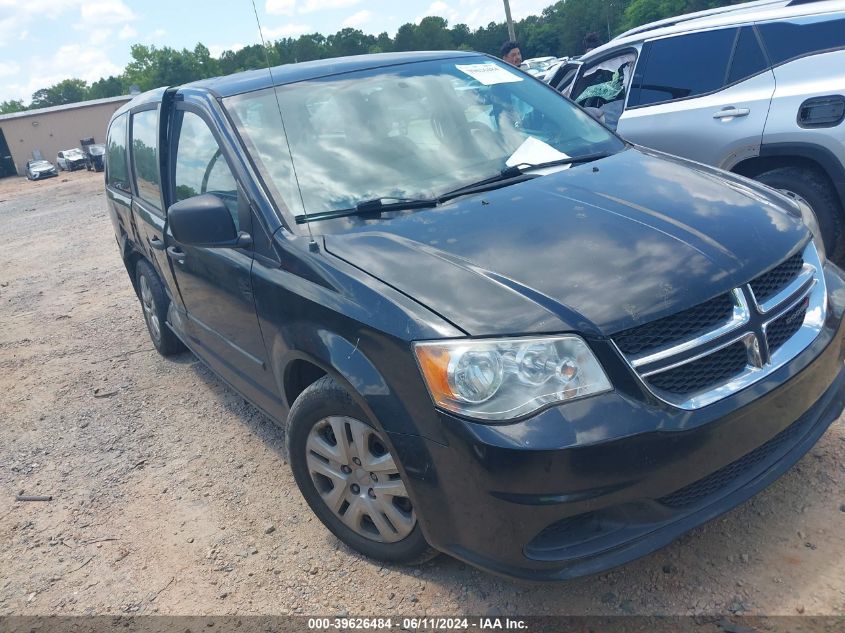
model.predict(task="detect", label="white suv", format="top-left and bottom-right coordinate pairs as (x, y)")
top-left (553, 0), bottom-right (845, 260)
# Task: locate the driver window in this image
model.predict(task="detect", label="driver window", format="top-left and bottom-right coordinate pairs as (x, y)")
top-left (571, 52), bottom-right (636, 130)
top-left (174, 111), bottom-right (239, 229)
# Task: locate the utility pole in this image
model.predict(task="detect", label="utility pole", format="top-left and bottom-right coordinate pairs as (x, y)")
top-left (503, 0), bottom-right (516, 41)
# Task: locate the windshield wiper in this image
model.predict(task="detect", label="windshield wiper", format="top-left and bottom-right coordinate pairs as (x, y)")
top-left (295, 197), bottom-right (438, 224)
top-left (296, 152), bottom-right (617, 223)
top-left (437, 151), bottom-right (615, 203)
top-left (509, 151), bottom-right (615, 173)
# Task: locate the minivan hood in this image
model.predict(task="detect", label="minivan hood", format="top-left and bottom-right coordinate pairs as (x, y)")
top-left (323, 148), bottom-right (808, 337)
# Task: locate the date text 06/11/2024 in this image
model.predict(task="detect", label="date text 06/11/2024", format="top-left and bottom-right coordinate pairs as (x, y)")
top-left (306, 618), bottom-right (529, 630)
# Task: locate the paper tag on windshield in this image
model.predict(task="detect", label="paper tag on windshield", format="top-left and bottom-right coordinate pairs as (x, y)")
top-left (505, 137), bottom-right (571, 169)
top-left (456, 63), bottom-right (523, 85)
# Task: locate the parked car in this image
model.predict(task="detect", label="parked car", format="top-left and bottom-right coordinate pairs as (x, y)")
top-left (106, 51), bottom-right (845, 581)
top-left (56, 148), bottom-right (86, 171)
top-left (519, 56), bottom-right (559, 76)
top-left (25, 159), bottom-right (58, 180)
top-left (552, 0), bottom-right (845, 262)
top-left (82, 143), bottom-right (105, 172)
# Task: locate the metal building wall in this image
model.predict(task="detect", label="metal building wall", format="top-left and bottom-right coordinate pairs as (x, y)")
top-left (0, 97), bottom-right (131, 176)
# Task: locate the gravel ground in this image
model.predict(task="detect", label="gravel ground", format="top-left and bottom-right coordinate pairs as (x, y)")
top-left (1, 172), bottom-right (845, 619)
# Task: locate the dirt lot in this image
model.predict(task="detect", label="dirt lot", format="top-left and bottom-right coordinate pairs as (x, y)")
top-left (1, 171), bottom-right (845, 619)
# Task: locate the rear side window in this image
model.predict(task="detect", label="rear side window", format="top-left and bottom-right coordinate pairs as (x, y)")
top-left (106, 113), bottom-right (129, 192)
top-left (727, 26), bottom-right (768, 85)
top-left (174, 111), bottom-right (239, 230)
top-left (130, 109), bottom-right (162, 208)
top-left (629, 28), bottom-right (737, 107)
top-left (758, 16), bottom-right (845, 65)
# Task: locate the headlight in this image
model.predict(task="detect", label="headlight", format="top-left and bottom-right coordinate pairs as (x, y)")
top-left (414, 335), bottom-right (611, 420)
top-left (780, 191), bottom-right (826, 263)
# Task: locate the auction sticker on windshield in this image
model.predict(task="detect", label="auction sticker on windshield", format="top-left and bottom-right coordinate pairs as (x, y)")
top-left (456, 63), bottom-right (523, 85)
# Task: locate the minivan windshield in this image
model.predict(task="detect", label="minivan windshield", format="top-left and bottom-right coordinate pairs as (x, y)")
top-left (224, 56), bottom-right (625, 217)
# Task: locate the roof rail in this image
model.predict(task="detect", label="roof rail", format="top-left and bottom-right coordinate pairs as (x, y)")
top-left (613, 0), bottom-right (790, 40)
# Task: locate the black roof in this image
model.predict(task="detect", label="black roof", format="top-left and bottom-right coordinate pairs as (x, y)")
top-left (187, 50), bottom-right (482, 97)
top-left (113, 51), bottom-right (485, 119)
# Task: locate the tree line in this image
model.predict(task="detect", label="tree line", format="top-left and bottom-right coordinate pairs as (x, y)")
top-left (0, 0), bottom-right (746, 114)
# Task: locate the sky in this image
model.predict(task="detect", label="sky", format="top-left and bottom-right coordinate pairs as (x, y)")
top-left (0, 0), bottom-right (552, 103)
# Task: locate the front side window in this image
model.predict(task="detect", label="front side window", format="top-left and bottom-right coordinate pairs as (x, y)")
top-left (106, 113), bottom-right (129, 192)
top-left (225, 56), bottom-right (625, 218)
top-left (130, 109), bottom-right (162, 208)
top-left (758, 16), bottom-right (845, 66)
top-left (629, 28), bottom-right (737, 107)
top-left (570, 52), bottom-right (637, 129)
top-left (174, 111), bottom-right (239, 229)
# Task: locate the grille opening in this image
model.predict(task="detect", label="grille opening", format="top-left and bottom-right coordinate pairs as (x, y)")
top-left (647, 340), bottom-right (748, 396)
top-left (750, 252), bottom-right (804, 304)
top-left (614, 293), bottom-right (735, 356)
top-left (767, 297), bottom-right (809, 354)
top-left (658, 417), bottom-right (807, 508)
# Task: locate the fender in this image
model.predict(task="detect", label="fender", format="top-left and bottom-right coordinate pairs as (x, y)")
top-left (270, 329), bottom-right (449, 446)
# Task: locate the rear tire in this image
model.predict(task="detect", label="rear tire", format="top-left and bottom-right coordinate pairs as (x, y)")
top-left (755, 166), bottom-right (845, 263)
top-left (134, 260), bottom-right (186, 356)
top-left (287, 376), bottom-right (437, 565)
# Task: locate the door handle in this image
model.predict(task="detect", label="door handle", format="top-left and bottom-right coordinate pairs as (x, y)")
top-left (713, 107), bottom-right (750, 119)
top-left (148, 236), bottom-right (166, 251)
top-left (166, 246), bottom-right (186, 263)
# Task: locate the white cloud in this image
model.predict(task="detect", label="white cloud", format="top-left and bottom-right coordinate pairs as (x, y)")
top-left (264, 23), bottom-right (313, 38)
top-left (265, 0), bottom-right (296, 15)
top-left (418, 1), bottom-right (459, 25)
top-left (299, 0), bottom-right (360, 14)
top-left (145, 28), bottom-right (168, 43)
top-left (451, 0), bottom-right (551, 29)
top-left (79, 0), bottom-right (136, 26)
top-left (208, 43), bottom-right (246, 58)
top-left (3, 44), bottom-right (122, 103)
top-left (119, 24), bottom-right (137, 39)
top-left (342, 9), bottom-right (372, 28)
top-left (89, 28), bottom-right (113, 45)
top-left (0, 61), bottom-right (20, 78)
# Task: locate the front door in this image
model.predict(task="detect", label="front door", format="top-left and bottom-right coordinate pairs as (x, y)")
top-left (164, 107), bottom-right (274, 400)
top-left (618, 26), bottom-right (775, 169)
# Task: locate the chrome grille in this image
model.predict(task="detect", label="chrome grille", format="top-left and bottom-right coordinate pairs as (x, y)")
top-left (615, 293), bottom-right (734, 355)
top-left (750, 252), bottom-right (804, 304)
top-left (766, 297), bottom-right (809, 354)
top-left (646, 341), bottom-right (748, 396)
top-left (614, 243), bottom-right (825, 410)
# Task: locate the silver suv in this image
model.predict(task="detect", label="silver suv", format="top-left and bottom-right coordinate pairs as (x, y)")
top-left (554, 0), bottom-right (845, 260)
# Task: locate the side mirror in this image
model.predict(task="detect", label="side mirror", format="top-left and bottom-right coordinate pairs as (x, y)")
top-left (168, 194), bottom-right (251, 248)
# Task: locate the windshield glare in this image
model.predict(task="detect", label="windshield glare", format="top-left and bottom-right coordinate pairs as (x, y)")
top-left (225, 57), bottom-right (624, 217)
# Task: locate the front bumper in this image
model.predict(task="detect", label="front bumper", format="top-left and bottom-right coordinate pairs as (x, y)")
top-left (390, 264), bottom-right (845, 581)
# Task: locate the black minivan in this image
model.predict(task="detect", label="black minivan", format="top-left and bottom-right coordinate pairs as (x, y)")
top-left (105, 51), bottom-right (845, 580)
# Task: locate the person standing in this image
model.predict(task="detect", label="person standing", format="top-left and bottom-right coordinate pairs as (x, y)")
top-left (500, 41), bottom-right (523, 66)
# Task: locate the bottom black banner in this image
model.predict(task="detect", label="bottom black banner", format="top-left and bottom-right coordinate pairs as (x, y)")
top-left (1, 616), bottom-right (844, 633)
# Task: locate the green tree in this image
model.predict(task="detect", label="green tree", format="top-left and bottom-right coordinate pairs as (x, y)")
top-left (30, 78), bottom-right (89, 108)
top-left (416, 16), bottom-right (454, 50)
top-left (0, 99), bottom-right (26, 114)
top-left (88, 76), bottom-right (125, 99)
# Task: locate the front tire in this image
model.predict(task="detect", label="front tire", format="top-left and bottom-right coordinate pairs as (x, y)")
top-left (134, 260), bottom-right (186, 356)
top-left (287, 376), bottom-right (436, 565)
top-left (756, 166), bottom-right (845, 263)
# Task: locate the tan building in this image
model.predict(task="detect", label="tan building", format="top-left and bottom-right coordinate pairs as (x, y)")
top-left (0, 95), bottom-right (132, 177)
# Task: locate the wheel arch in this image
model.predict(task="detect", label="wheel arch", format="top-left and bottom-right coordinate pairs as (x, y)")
top-left (273, 331), bottom-right (438, 441)
top-left (732, 142), bottom-right (845, 206)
